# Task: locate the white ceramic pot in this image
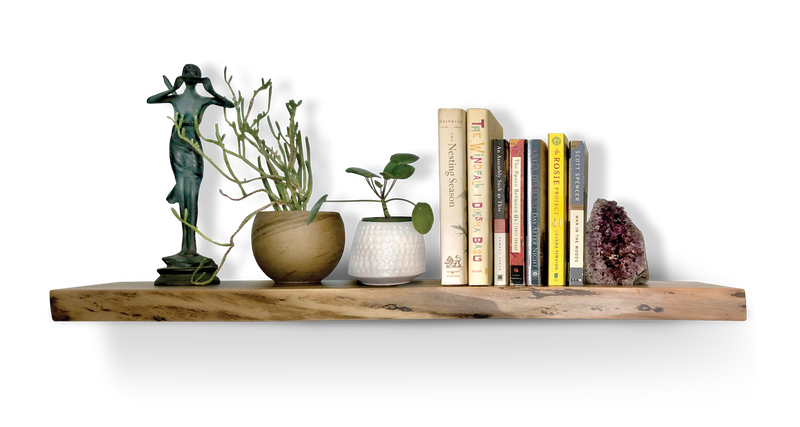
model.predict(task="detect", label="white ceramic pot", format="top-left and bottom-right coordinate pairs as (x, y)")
top-left (348, 217), bottom-right (426, 286)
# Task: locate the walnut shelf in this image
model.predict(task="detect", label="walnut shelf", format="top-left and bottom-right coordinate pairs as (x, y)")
top-left (50, 280), bottom-right (746, 321)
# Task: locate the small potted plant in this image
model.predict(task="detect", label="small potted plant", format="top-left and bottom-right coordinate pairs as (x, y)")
top-left (308, 154), bottom-right (434, 285)
top-left (173, 68), bottom-right (345, 285)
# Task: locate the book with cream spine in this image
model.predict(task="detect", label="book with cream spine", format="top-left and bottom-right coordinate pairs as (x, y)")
top-left (438, 108), bottom-right (468, 285)
top-left (466, 108), bottom-right (503, 286)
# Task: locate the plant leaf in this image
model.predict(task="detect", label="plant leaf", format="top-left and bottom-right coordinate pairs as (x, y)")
top-left (390, 153), bottom-right (419, 164)
top-left (346, 167), bottom-right (379, 178)
top-left (307, 194), bottom-right (328, 225)
top-left (381, 162), bottom-right (400, 179)
top-left (384, 163), bottom-right (415, 180)
top-left (412, 202), bottom-right (434, 234)
top-left (374, 180), bottom-right (383, 188)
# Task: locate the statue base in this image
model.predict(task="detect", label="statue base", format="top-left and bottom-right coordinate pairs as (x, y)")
top-left (155, 254), bottom-right (221, 286)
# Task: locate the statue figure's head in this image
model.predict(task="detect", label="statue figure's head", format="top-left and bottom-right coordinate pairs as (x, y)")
top-left (182, 64), bottom-right (203, 85)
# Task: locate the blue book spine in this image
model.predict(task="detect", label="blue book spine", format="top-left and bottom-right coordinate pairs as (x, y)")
top-left (525, 139), bottom-right (547, 286)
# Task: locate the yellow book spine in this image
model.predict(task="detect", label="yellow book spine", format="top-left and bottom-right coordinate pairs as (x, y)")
top-left (548, 133), bottom-right (568, 286)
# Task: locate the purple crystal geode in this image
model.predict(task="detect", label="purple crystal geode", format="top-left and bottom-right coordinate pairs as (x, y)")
top-left (585, 199), bottom-right (649, 286)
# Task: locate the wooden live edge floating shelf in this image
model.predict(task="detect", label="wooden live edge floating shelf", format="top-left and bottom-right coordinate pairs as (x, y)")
top-left (49, 280), bottom-right (746, 322)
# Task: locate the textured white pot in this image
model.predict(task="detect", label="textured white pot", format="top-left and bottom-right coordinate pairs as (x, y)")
top-left (348, 217), bottom-right (426, 286)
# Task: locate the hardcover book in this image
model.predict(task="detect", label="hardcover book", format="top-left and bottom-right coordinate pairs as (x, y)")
top-left (547, 133), bottom-right (569, 286)
top-left (438, 108), bottom-right (468, 285)
top-left (466, 108), bottom-right (503, 286)
top-left (508, 139), bottom-right (526, 286)
top-left (492, 139), bottom-right (509, 286)
top-left (525, 139), bottom-right (548, 286)
top-left (569, 140), bottom-right (589, 286)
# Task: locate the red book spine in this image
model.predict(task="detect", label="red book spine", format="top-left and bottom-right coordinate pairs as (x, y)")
top-left (509, 139), bottom-right (526, 285)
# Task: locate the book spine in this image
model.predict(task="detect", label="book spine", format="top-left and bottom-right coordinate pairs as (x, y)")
top-left (547, 133), bottom-right (569, 286)
top-left (438, 108), bottom-right (468, 285)
top-left (525, 139), bottom-right (547, 286)
top-left (492, 139), bottom-right (509, 286)
top-left (467, 109), bottom-right (503, 286)
top-left (569, 140), bottom-right (588, 286)
top-left (509, 139), bottom-right (526, 286)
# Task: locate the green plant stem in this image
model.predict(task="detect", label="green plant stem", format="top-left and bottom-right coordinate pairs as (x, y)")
top-left (173, 203), bottom-right (277, 285)
top-left (173, 116), bottom-right (284, 204)
top-left (171, 208), bottom-right (232, 247)
top-left (382, 178), bottom-right (396, 218)
top-left (323, 199), bottom-right (387, 204)
top-left (215, 69), bottom-right (311, 211)
top-left (322, 197), bottom-right (417, 216)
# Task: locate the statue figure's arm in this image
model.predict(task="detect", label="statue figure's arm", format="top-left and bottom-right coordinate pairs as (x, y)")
top-left (202, 78), bottom-right (235, 108)
top-left (147, 76), bottom-right (184, 104)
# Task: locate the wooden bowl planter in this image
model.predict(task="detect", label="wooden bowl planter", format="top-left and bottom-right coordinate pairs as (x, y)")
top-left (251, 211), bottom-right (345, 284)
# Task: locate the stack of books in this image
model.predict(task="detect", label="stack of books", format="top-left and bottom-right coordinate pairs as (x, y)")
top-left (437, 108), bottom-right (589, 287)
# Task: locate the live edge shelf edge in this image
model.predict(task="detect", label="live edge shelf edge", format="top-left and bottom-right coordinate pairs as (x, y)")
top-left (49, 280), bottom-right (747, 322)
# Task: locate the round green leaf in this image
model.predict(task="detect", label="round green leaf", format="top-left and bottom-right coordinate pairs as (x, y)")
top-left (390, 153), bottom-right (420, 165)
top-left (411, 202), bottom-right (434, 234)
top-left (384, 163), bottom-right (415, 180)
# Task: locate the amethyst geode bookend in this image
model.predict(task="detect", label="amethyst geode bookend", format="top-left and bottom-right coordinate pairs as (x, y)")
top-left (585, 199), bottom-right (649, 286)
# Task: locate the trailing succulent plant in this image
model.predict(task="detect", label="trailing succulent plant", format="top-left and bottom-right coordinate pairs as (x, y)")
top-left (308, 153), bottom-right (434, 234)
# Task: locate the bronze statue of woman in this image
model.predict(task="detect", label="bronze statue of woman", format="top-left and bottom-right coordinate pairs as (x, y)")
top-left (147, 64), bottom-right (233, 285)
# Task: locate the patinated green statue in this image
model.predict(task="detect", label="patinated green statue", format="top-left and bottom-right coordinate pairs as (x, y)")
top-left (148, 64), bottom-right (234, 285)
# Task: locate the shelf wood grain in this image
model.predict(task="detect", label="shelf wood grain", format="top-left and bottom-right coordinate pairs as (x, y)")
top-left (50, 280), bottom-right (746, 321)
